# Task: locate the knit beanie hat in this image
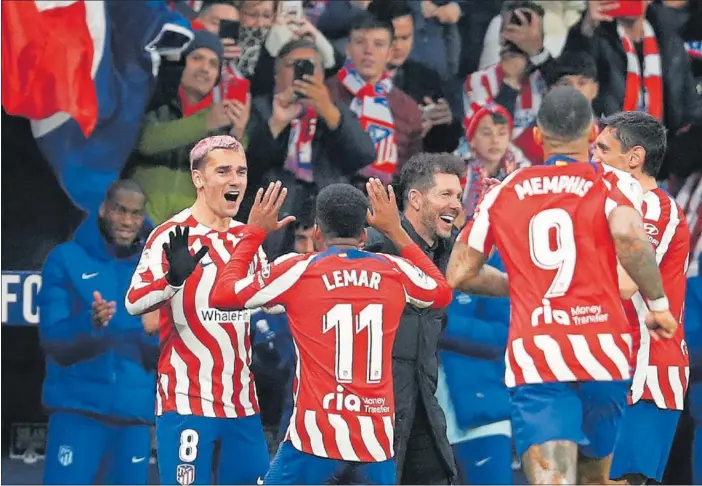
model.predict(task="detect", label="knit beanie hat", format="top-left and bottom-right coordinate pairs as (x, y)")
top-left (183, 29), bottom-right (224, 66)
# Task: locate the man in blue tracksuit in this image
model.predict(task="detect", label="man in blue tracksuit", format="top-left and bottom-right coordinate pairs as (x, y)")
top-left (685, 254), bottom-right (702, 484)
top-left (437, 251), bottom-right (515, 485)
top-left (39, 180), bottom-right (158, 485)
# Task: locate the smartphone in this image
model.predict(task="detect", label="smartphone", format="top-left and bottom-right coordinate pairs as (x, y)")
top-left (293, 58), bottom-right (315, 81)
top-left (602, 0), bottom-right (645, 18)
top-left (226, 77), bottom-right (251, 104)
top-left (278, 0), bottom-right (304, 21)
top-left (219, 20), bottom-right (240, 40)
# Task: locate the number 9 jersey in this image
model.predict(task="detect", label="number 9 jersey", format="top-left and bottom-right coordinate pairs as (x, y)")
top-left (460, 161), bottom-right (643, 387)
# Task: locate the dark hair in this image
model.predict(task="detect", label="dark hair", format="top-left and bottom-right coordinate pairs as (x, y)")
top-left (349, 11), bottom-right (395, 39)
top-left (600, 111), bottom-right (668, 177)
top-left (501, 1), bottom-right (545, 17)
top-left (105, 179), bottom-right (145, 203)
top-left (543, 51), bottom-right (598, 88)
top-left (276, 38), bottom-right (321, 66)
top-left (536, 86), bottom-right (593, 142)
top-left (315, 184), bottom-right (369, 239)
top-left (399, 153), bottom-right (464, 204)
top-left (490, 111), bottom-right (510, 126)
top-left (368, 0), bottom-right (413, 23)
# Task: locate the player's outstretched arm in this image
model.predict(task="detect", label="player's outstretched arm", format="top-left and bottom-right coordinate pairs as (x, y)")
top-left (609, 205), bottom-right (677, 339)
top-left (446, 242), bottom-right (509, 297)
top-left (211, 182), bottom-right (298, 310)
top-left (366, 179), bottom-right (453, 308)
top-left (125, 225), bottom-right (201, 316)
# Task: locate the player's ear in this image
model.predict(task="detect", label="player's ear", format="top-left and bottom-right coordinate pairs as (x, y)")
top-left (98, 202), bottom-right (106, 218)
top-left (588, 122), bottom-right (598, 143)
top-left (629, 146), bottom-right (646, 172)
top-left (358, 228), bottom-right (368, 249)
top-left (192, 170), bottom-right (203, 189)
top-left (533, 126), bottom-right (542, 146)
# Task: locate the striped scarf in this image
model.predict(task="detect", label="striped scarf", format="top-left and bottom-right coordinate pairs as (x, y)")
top-left (463, 63), bottom-right (544, 139)
top-left (618, 20), bottom-right (664, 120)
top-left (284, 108), bottom-right (317, 183)
top-left (337, 60), bottom-right (397, 183)
top-left (215, 61), bottom-right (249, 103)
top-left (460, 152), bottom-right (518, 219)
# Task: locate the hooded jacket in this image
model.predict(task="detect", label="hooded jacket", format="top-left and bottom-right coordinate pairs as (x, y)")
top-left (39, 217), bottom-right (158, 423)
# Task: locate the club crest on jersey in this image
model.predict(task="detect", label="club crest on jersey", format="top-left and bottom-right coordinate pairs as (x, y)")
top-left (136, 249), bottom-right (150, 273)
top-left (176, 464), bottom-right (195, 486)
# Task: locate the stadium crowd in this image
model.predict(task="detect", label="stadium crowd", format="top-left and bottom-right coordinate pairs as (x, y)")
top-left (2, 0), bottom-right (702, 484)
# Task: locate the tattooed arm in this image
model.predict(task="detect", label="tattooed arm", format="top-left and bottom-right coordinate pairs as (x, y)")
top-left (446, 243), bottom-right (510, 297)
top-left (608, 206), bottom-right (664, 300)
top-left (609, 206), bottom-right (678, 339)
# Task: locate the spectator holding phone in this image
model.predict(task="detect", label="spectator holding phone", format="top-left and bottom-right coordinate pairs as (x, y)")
top-left (463, 2), bottom-right (550, 150)
top-left (564, 0), bottom-right (702, 175)
top-left (244, 38), bottom-right (376, 257)
top-left (126, 30), bottom-right (247, 224)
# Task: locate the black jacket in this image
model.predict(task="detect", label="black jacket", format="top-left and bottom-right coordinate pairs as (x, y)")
top-left (244, 94), bottom-right (376, 257)
top-left (365, 217), bottom-right (458, 483)
top-left (392, 60), bottom-right (464, 154)
top-left (564, 2), bottom-right (702, 133)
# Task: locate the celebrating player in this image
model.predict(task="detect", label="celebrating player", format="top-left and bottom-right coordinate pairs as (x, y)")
top-left (446, 87), bottom-right (678, 485)
top-left (125, 136), bottom-right (284, 485)
top-left (592, 111), bottom-right (691, 485)
top-left (209, 180), bottom-right (453, 484)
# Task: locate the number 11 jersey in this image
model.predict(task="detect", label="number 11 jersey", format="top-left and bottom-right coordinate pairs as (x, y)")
top-left (210, 229), bottom-right (453, 463)
top-left (460, 161), bottom-right (643, 387)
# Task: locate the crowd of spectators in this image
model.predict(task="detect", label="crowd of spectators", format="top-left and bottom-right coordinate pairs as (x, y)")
top-left (2, 0), bottom-right (702, 483)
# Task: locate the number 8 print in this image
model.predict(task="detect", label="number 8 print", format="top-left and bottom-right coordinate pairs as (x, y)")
top-left (178, 429), bottom-right (199, 463)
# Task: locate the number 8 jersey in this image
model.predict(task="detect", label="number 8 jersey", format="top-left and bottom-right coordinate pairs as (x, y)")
top-left (209, 227), bottom-right (454, 463)
top-left (460, 161), bottom-right (643, 387)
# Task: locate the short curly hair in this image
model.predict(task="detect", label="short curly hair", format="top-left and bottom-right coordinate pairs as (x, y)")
top-left (316, 184), bottom-right (369, 239)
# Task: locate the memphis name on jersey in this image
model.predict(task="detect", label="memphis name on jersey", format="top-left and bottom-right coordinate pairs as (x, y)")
top-left (126, 208), bottom-right (267, 419)
top-left (462, 161), bottom-right (644, 389)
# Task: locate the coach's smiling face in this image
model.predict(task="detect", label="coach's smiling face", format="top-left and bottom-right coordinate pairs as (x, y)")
top-left (411, 173), bottom-right (463, 241)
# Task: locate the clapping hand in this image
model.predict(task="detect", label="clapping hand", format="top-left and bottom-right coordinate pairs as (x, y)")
top-left (91, 291), bottom-right (116, 328)
top-left (163, 226), bottom-right (208, 287)
top-left (366, 178), bottom-right (402, 235)
top-left (247, 181), bottom-right (297, 234)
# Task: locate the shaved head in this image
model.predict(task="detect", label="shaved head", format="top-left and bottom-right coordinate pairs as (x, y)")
top-left (537, 86), bottom-right (593, 142)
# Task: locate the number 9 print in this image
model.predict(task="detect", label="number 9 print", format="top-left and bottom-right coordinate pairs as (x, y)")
top-left (178, 429), bottom-right (199, 463)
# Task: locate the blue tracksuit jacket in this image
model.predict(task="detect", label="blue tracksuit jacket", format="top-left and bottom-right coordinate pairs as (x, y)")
top-left (685, 255), bottom-right (702, 419)
top-left (439, 252), bottom-right (511, 430)
top-left (38, 217), bottom-right (158, 423)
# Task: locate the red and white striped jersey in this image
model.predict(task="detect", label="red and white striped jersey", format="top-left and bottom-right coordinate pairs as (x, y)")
top-left (125, 208), bottom-right (267, 418)
top-left (209, 226), bottom-right (453, 462)
top-left (624, 188), bottom-right (690, 410)
top-left (460, 160), bottom-right (643, 387)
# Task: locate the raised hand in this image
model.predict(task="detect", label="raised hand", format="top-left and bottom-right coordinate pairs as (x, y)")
top-left (366, 178), bottom-right (402, 235)
top-left (163, 226), bottom-right (208, 287)
top-left (247, 181), bottom-right (297, 234)
top-left (92, 291), bottom-right (116, 328)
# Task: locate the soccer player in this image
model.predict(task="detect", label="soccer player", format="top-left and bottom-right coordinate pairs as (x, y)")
top-left (445, 87), bottom-right (679, 485)
top-left (125, 136), bottom-right (284, 485)
top-left (592, 111), bottom-right (691, 485)
top-left (208, 180), bottom-right (454, 484)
